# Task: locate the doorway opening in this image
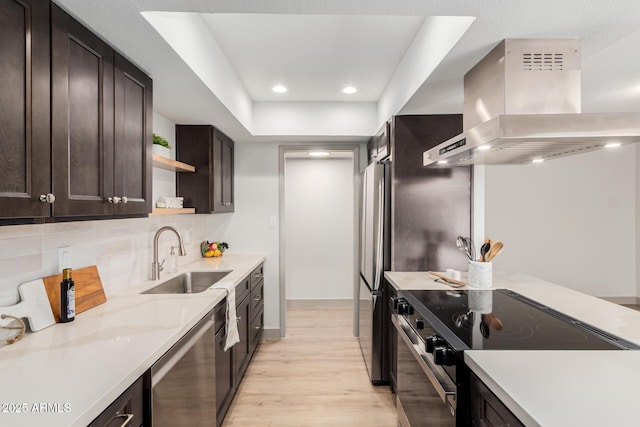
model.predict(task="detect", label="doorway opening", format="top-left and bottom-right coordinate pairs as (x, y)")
top-left (278, 145), bottom-right (360, 338)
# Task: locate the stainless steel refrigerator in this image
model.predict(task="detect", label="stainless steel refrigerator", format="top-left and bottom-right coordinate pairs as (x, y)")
top-left (358, 161), bottom-right (389, 384)
top-left (357, 115), bottom-right (472, 385)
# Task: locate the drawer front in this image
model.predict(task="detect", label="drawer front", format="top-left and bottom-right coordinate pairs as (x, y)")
top-left (236, 276), bottom-right (251, 306)
top-left (250, 279), bottom-right (264, 319)
top-left (249, 306), bottom-right (264, 355)
top-left (89, 376), bottom-right (145, 427)
top-left (250, 263), bottom-right (264, 289)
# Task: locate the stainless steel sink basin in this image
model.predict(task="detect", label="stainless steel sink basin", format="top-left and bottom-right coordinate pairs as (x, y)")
top-left (142, 271), bottom-right (231, 294)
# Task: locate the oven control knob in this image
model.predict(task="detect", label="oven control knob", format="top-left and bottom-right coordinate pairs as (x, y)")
top-left (415, 318), bottom-right (424, 330)
top-left (433, 346), bottom-right (455, 366)
top-left (398, 301), bottom-right (413, 316)
top-left (393, 297), bottom-right (405, 311)
top-left (425, 336), bottom-right (444, 353)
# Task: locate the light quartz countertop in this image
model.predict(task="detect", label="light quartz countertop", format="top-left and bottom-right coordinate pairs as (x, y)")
top-left (385, 270), bottom-right (640, 426)
top-left (0, 253), bottom-right (265, 427)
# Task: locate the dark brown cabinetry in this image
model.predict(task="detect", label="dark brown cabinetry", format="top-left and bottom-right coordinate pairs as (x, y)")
top-left (0, 1), bottom-right (151, 223)
top-left (176, 125), bottom-right (234, 213)
top-left (470, 372), bottom-right (525, 427)
top-left (88, 376), bottom-right (146, 427)
top-left (0, 0), bottom-right (51, 220)
top-left (51, 5), bottom-right (152, 218)
top-left (214, 263), bottom-right (265, 426)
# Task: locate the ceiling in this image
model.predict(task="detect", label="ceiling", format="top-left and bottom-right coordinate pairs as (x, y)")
top-left (53, 0), bottom-right (640, 143)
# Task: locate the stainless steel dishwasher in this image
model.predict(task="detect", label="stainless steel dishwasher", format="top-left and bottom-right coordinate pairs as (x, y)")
top-left (151, 310), bottom-right (216, 426)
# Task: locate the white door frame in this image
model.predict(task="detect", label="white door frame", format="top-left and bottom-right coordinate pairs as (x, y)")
top-left (278, 144), bottom-right (361, 338)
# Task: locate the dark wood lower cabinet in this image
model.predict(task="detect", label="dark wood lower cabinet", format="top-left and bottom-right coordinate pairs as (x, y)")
top-left (470, 372), bottom-right (524, 427)
top-left (215, 322), bottom-right (234, 423)
top-left (88, 376), bottom-right (145, 427)
top-left (386, 280), bottom-right (398, 393)
top-left (215, 264), bottom-right (265, 426)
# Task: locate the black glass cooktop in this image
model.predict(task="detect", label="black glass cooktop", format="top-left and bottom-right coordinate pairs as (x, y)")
top-left (401, 289), bottom-right (638, 351)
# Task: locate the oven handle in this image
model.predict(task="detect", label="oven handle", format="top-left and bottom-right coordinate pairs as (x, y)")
top-left (392, 314), bottom-right (457, 410)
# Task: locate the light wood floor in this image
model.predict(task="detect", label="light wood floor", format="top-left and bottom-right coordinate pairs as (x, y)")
top-left (222, 302), bottom-right (397, 427)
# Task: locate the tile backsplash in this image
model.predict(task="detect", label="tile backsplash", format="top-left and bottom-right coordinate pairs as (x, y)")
top-left (0, 214), bottom-right (229, 306)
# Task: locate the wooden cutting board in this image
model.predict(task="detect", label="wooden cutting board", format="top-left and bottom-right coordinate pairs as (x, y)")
top-left (42, 265), bottom-right (107, 322)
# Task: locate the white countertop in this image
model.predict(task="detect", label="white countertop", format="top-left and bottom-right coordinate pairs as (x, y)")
top-left (464, 350), bottom-right (640, 427)
top-left (0, 253), bottom-right (265, 427)
top-left (385, 270), bottom-right (640, 426)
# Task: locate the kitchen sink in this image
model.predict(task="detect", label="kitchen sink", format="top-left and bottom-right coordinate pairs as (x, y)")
top-left (142, 271), bottom-right (231, 294)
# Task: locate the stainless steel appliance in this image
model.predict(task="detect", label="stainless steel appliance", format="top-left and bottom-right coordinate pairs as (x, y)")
top-left (358, 161), bottom-right (389, 384)
top-left (423, 39), bottom-right (640, 166)
top-left (151, 310), bottom-right (216, 426)
top-left (393, 289), bottom-right (638, 426)
top-left (357, 115), bottom-right (473, 385)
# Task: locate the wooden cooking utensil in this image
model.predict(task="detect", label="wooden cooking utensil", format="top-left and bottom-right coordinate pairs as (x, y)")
top-left (42, 265), bottom-right (107, 322)
top-left (427, 271), bottom-right (466, 287)
top-left (485, 241), bottom-right (504, 262)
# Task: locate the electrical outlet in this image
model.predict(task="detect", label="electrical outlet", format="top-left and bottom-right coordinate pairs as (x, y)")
top-left (268, 216), bottom-right (277, 229)
top-left (183, 229), bottom-right (192, 244)
top-left (58, 247), bottom-right (71, 271)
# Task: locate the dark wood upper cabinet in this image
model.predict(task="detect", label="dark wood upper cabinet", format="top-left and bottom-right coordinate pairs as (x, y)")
top-left (51, 4), bottom-right (115, 217)
top-left (176, 125), bottom-right (234, 213)
top-left (114, 53), bottom-right (152, 216)
top-left (48, 4), bottom-right (152, 219)
top-left (0, 0), bottom-right (51, 219)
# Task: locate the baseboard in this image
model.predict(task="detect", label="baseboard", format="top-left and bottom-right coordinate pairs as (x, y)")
top-left (599, 296), bottom-right (638, 304)
top-left (261, 327), bottom-right (281, 340)
top-left (286, 299), bottom-right (352, 308)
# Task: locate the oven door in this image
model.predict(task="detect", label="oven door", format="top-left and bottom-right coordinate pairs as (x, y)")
top-left (393, 314), bottom-right (456, 427)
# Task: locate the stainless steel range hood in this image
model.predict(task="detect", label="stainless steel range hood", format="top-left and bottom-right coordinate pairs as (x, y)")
top-left (423, 39), bottom-right (640, 166)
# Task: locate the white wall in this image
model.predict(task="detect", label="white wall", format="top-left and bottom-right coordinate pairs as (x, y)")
top-left (219, 140), bottom-right (366, 333)
top-left (152, 112), bottom-right (177, 207)
top-left (284, 157), bottom-right (354, 300)
top-left (485, 145), bottom-right (637, 298)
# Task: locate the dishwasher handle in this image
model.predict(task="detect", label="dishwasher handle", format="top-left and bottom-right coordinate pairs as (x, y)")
top-left (152, 317), bottom-right (215, 387)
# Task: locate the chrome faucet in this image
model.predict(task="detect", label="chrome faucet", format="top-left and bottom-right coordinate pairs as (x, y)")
top-left (152, 226), bottom-right (186, 280)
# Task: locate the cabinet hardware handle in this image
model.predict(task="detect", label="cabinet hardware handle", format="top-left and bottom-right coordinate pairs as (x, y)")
top-left (236, 316), bottom-right (241, 322)
top-left (121, 196), bottom-right (128, 204)
top-left (39, 193), bottom-right (55, 204)
top-left (112, 413), bottom-right (134, 427)
top-left (107, 196), bottom-right (122, 204)
top-left (253, 295), bottom-right (262, 301)
top-left (254, 325), bottom-right (261, 330)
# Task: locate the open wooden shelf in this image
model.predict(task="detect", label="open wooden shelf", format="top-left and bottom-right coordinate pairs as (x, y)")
top-left (150, 208), bottom-right (196, 216)
top-left (152, 154), bottom-right (195, 173)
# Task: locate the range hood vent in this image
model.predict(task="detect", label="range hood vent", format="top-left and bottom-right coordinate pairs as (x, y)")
top-left (423, 39), bottom-right (640, 166)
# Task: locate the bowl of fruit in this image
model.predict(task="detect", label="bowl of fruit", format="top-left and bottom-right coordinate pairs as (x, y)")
top-left (201, 241), bottom-right (229, 258)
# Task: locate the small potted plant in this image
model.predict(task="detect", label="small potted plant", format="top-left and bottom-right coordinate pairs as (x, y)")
top-left (152, 133), bottom-right (171, 157)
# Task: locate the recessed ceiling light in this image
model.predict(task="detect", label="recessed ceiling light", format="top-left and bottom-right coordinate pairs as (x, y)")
top-left (437, 160), bottom-right (448, 164)
top-left (477, 145), bottom-right (491, 151)
top-left (532, 158), bottom-right (544, 164)
top-left (272, 85), bottom-right (287, 93)
top-left (309, 151), bottom-right (330, 157)
top-left (342, 86), bottom-right (357, 94)
top-left (605, 142), bottom-right (622, 148)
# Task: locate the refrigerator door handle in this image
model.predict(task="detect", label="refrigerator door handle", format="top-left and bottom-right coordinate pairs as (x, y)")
top-left (373, 172), bottom-right (384, 290)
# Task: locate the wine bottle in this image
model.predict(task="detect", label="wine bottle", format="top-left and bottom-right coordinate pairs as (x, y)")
top-left (60, 268), bottom-right (75, 323)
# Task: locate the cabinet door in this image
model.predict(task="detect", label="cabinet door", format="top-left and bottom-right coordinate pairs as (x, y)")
top-left (113, 53), bottom-right (152, 215)
top-left (470, 373), bottom-right (525, 427)
top-left (215, 325), bottom-right (234, 425)
top-left (212, 129), bottom-right (234, 212)
top-left (176, 125), bottom-right (213, 213)
top-left (0, 0), bottom-right (51, 219)
top-left (51, 4), bottom-right (114, 217)
top-left (234, 294), bottom-right (251, 382)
